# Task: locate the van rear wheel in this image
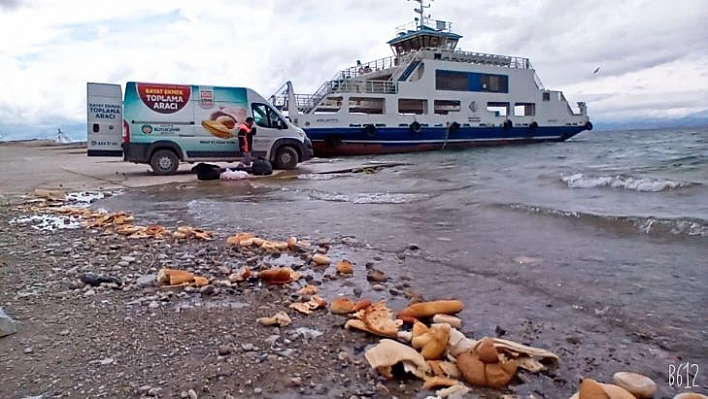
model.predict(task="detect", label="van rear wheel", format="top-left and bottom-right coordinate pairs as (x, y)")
top-left (273, 146), bottom-right (298, 170)
top-left (150, 149), bottom-right (179, 175)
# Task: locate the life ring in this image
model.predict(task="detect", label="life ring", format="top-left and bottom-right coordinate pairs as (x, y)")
top-left (503, 120), bottom-right (513, 130)
top-left (529, 121), bottom-right (538, 131)
top-left (410, 121), bottom-right (422, 133)
top-left (584, 121), bottom-right (593, 131)
top-left (448, 121), bottom-right (460, 134)
top-left (364, 124), bottom-right (377, 138)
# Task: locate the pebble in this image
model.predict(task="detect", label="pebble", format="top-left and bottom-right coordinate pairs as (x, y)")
top-left (372, 284), bottom-right (385, 291)
top-left (139, 385), bottom-right (152, 394)
top-left (24, 347), bottom-right (33, 354)
top-left (148, 387), bottom-right (163, 396)
top-left (200, 285), bottom-right (215, 296)
top-left (83, 289), bottom-right (96, 297)
top-left (148, 301), bottom-right (160, 309)
top-left (612, 371), bottom-right (656, 398)
top-left (0, 307), bottom-right (17, 337)
top-left (218, 345), bottom-right (232, 356)
top-left (253, 387), bottom-right (263, 394)
top-left (137, 274), bottom-right (156, 287)
top-left (188, 389), bottom-right (198, 399)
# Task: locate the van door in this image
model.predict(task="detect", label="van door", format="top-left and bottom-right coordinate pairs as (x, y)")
top-left (250, 102), bottom-right (286, 157)
top-left (87, 82), bottom-right (124, 156)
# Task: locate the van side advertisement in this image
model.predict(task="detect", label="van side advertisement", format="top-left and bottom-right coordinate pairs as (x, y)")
top-left (124, 82), bottom-right (248, 152)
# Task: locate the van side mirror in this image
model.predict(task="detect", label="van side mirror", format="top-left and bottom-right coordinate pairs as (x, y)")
top-left (277, 120), bottom-right (286, 129)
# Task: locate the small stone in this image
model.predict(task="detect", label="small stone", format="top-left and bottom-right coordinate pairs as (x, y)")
top-left (83, 289), bottom-right (96, 297)
top-left (137, 274), bottom-right (156, 287)
top-left (407, 243), bottom-right (419, 250)
top-left (253, 387), bottom-right (263, 394)
top-left (366, 269), bottom-right (387, 283)
top-left (188, 388), bottom-right (198, 399)
top-left (290, 377), bottom-right (303, 386)
top-left (121, 256), bottom-right (136, 262)
top-left (241, 343), bottom-right (255, 351)
top-left (612, 371), bottom-right (656, 398)
top-left (200, 285), bottom-right (215, 296)
top-left (139, 385), bottom-right (152, 394)
top-left (24, 347), bottom-right (33, 354)
top-left (376, 382), bottom-right (389, 396)
top-left (0, 307), bottom-right (17, 338)
top-left (148, 387), bottom-right (163, 396)
top-left (148, 301), bottom-right (160, 309)
top-left (218, 345), bottom-right (231, 356)
top-left (372, 284), bottom-right (385, 291)
top-left (353, 287), bottom-right (363, 297)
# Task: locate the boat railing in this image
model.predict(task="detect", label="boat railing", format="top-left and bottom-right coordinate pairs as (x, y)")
top-left (394, 18), bottom-right (452, 34)
top-left (417, 48), bottom-right (531, 69)
top-left (342, 55), bottom-right (399, 79)
top-left (330, 79), bottom-right (398, 95)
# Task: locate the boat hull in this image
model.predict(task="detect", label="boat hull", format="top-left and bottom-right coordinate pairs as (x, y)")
top-left (305, 125), bottom-right (588, 156)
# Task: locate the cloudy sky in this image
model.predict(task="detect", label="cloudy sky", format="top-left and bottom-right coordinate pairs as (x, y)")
top-left (0, 0), bottom-right (706, 139)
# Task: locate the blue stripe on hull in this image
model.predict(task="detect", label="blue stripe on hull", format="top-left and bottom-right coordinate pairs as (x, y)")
top-left (305, 126), bottom-right (587, 156)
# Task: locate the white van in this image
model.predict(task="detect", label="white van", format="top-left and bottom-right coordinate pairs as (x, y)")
top-left (87, 81), bottom-right (313, 175)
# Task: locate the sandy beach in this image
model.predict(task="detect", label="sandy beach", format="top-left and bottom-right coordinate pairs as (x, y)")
top-left (1, 141), bottom-right (705, 398)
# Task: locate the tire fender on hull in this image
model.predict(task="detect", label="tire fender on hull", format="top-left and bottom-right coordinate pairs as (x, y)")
top-left (448, 121), bottom-right (461, 134)
top-left (410, 121), bottom-right (422, 134)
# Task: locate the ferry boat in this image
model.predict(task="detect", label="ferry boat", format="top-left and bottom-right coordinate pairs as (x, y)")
top-left (270, 0), bottom-right (592, 156)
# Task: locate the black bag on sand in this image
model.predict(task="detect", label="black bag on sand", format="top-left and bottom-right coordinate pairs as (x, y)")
top-left (251, 158), bottom-right (273, 176)
top-left (192, 163), bottom-right (224, 181)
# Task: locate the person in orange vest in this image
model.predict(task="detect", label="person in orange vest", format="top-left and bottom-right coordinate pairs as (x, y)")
top-left (237, 117), bottom-right (256, 165)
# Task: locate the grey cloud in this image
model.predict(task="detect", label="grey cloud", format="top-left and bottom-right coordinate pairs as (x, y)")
top-left (0, 0), bottom-right (21, 10)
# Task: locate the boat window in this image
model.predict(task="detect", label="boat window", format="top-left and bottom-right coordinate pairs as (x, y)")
top-left (251, 103), bottom-right (284, 129)
top-left (434, 100), bottom-right (461, 115)
top-left (542, 92), bottom-right (551, 101)
top-left (349, 97), bottom-right (385, 115)
top-left (436, 70), bottom-right (509, 93)
top-left (514, 103), bottom-right (536, 117)
top-left (398, 99), bottom-right (428, 115)
top-left (435, 70), bottom-right (468, 91)
top-left (410, 62), bottom-right (425, 82)
top-left (480, 74), bottom-right (508, 93)
top-left (313, 96), bottom-right (343, 114)
top-left (486, 102), bottom-right (509, 117)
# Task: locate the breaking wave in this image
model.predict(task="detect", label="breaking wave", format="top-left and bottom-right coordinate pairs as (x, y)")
top-left (506, 203), bottom-right (708, 237)
top-left (308, 190), bottom-right (432, 204)
top-left (560, 173), bottom-right (697, 192)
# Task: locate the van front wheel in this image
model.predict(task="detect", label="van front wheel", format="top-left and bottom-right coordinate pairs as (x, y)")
top-left (150, 149), bottom-right (179, 175)
top-left (273, 146), bottom-right (299, 170)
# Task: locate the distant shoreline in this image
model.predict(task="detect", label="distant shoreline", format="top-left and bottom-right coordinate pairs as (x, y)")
top-left (0, 139), bottom-right (87, 147)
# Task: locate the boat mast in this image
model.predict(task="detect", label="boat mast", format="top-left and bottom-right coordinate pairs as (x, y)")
top-left (410, 0), bottom-right (432, 28)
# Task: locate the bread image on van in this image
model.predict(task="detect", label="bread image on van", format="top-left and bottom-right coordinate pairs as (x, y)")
top-left (87, 81), bottom-right (313, 175)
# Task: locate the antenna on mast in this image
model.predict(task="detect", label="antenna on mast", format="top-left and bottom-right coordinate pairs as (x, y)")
top-left (408, 0), bottom-right (432, 28)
